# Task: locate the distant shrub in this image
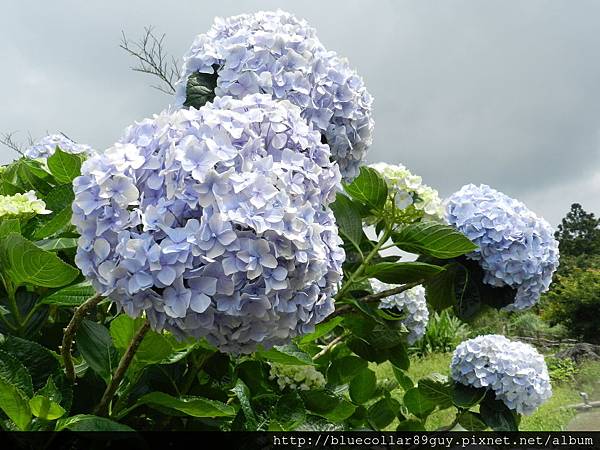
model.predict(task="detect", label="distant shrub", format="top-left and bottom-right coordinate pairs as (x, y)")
top-left (411, 309), bottom-right (470, 355)
top-left (545, 356), bottom-right (578, 384)
top-left (507, 311), bottom-right (568, 340)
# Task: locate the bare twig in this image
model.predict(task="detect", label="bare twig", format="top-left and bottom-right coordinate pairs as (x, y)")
top-left (328, 280), bottom-right (424, 319)
top-left (120, 27), bottom-right (179, 95)
top-left (61, 294), bottom-right (104, 381)
top-left (0, 132), bottom-right (25, 156)
top-left (313, 334), bottom-right (345, 360)
top-left (95, 320), bottom-right (151, 417)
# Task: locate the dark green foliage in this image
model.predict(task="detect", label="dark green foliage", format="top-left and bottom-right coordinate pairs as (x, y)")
top-left (554, 203), bottom-right (600, 257)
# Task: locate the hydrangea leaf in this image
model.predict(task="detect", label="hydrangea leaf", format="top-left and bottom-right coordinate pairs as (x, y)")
top-left (0, 376), bottom-right (32, 430)
top-left (40, 282), bottom-right (96, 307)
top-left (479, 396), bottom-right (519, 431)
top-left (349, 368), bottom-right (376, 404)
top-left (232, 379), bottom-right (258, 430)
top-left (330, 194), bottom-right (364, 253)
top-left (298, 317), bottom-right (343, 345)
top-left (256, 344), bottom-right (313, 366)
top-left (364, 262), bottom-right (444, 284)
top-left (272, 392), bottom-right (305, 431)
top-left (452, 382), bottom-right (487, 408)
top-left (131, 392), bottom-right (236, 418)
top-left (300, 389), bottom-right (356, 423)
top-left (55, 414), bottom-right (134, 431)
top-left (0, 336), bottom-right (59, 390)
top-left (0, 350), bottom-right (33, 398)
top-left (29, 395), bottom-right (66, 420)
top-left (396, 419), bottom-right (426, 431)
top-left (458, 411), bottom-right (488, 431)
top-left (327, 355), bottom-right (367, 384)
top-left (76, 320), bottom-right (119, 384)
top-left (46, 148), bottom-right (83, 184)
top-left (417, 373), bottom-right (453, 409)
top-left (344, 166), bottom-right (388, 211)
top-left (392, 367), bottom-right (414, 391)
top-left (35, 237), bottom-right (78, 252)
top-left (0, 233), bottom-right (79, 288)
top-left (403, 387), bottom-right (436, 419)
top-left (0, 218), bottom-right (20, 239)
top-left (393, 221), bottom-right (477, 259)
top-left (32, 207), bottom-right (73, 240)
top-left (367, 397), bottom-right (400, 430)
top-left (183, 70), bottom-right (218, 109)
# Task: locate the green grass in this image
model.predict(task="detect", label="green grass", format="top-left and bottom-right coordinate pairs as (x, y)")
top-left (373, 353), bottom-right (598, 431)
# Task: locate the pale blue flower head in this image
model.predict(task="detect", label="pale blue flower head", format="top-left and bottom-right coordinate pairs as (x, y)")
top-left (450, 335), bottom-right (552, 415)
top-left (174, 10), bottom-right (374, 182)
top-left (73, 94), bottom-right (345, 353)
top-left (445, 184), bottom-right (559, 310)
top-left (372, 279), bottom-right (429, 344)
top-left (24, 134), bottom-right (93, 159)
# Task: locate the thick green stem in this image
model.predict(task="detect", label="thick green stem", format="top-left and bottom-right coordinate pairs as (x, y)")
top-left (61, 294), bottom-right (103, 381)
top-left (95, 321), bottom-right (151, 417)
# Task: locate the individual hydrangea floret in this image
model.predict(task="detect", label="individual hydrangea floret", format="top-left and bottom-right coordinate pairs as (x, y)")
top-left (450, 335), bottom-right (552, 415)
top-left (24, 134), bottom-right (93, 160)
top-left (445, 184), bottom-right (559, 310)
top-left (372, 279), bottom-right (429, 344)
top-left (0, 191), bottom-right (50, 218)
top-left (369, 162), bottom-right (444, 220)
top-left (174, 10), bottom-right (374, 182)
top-left (269, 363), bottom-right (326, 391)
top-left (72, 94), bottom-right (344, 354)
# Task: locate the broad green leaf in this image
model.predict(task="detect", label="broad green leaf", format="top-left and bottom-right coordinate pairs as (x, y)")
top-left (35, 237), bottom-right (78, 252)
top-left (364, 261), bottom-right (444, 284)
top-left (349, 368), bottom-right (376, 404)
top-left (331, 194), bottom-right (364, 253)
top-left (42, 184), bottom-right (75, 211)
top-left (396, 419), bottom-right (426, 431)
top-left (15, 160), bottom-right (52, 194)
top-left (0, 233), bottom-right (79, 288)
top-left (459, 411), bottom-right (488, 431)
top-left (0, 350), bottom-right (33, 398)
top-left (403, 387), bottom-right (436, 419)
top-left (425, 262), bottom-right (463, 311)
top-left (0, 336), bottom-right (59, 390)
top-left (300, 389), bottom-right (356, 423)
top-left (256, 344), bottom-right (313, 365)
top-left (41, 281), bottom-right (96, 307)
top-left (0, 218), bottom-right (20, 239)
top-left (479, 396), bottom-right (518, 431)
top-left (392, 221), bottom-right (477, 259)
top-left (76, 319), bottom-right (119, 383)
top-left (46, 148), bottom-right (82, 184)
top-left (29, 395), bottom-right (66, 420)
top-left (392, 367), bottom-right (414, 391)
top-left (0, 180), bottom-right (21, 195)
top-left (184, 70), bottom-right (218, 109)
top-left (347, 338), bottom-right (389, 364)
top-left (32, 207), bottom-right (73, 240)
top-left (387, 343), bottom-right (410, 370)
top-left (344, 166), bottom-right (388, 210)
top-left (38, 375), bottom-right (71, 413)
top-left (298, 317), bottom-right (343, 345)
top-left (452, 382), bottom-right (487, 408)
top-left (232, 379), bottom-right (257, 430)
top-left (133, 392), bottom-right (236, 418)
top-left (417, 373), bottom-right (453, 409)
top-left (327, 356), bottom-right (367, 385)
top-left (0, 376), bottom-right (32, 430)
top-left (367, 397), bottom-right (400, 430)
top-left (272, 392), bottom-right (305, 431)
top-left (56, 414), bottom-right (134, 431)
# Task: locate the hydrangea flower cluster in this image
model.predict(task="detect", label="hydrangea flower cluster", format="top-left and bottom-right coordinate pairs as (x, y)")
top-left (174, 10), bottom-right (374, 182)
top-left (24, 134), bottom-right (93, 160)
top-left (72, 94), bottom-right (344, 353)
top-left (372, 279), bottom-right (429, 344)
top-left (450, 335), bottom-right (552, 415)
top-left (0, 191), bottom-right (50, 218)
top-left (369, 162), bottom-right (444, 220)
top-left (445, 184), bottom-right (559, 310)
top-left (269, 363), bottom-right (326, 391)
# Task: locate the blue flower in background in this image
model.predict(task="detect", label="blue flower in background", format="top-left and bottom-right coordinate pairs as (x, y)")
top-left (445, 184), bottom-right (559, 310)
top-left (72, 94), bottom-right (345, 353)
top-left (450, 335), bottom-right (552, 415)
top-left (24, 134), bottom-right (93, 159)
top-left (173, 10), bottom-right (374, 182)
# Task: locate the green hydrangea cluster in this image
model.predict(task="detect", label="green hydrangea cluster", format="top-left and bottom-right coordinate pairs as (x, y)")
top-left (0, 191), bottom-right (50, 218)
top-left (268, 363), bottom-right (326, 391)
top-left (369, 162), bottom-right (444, 221)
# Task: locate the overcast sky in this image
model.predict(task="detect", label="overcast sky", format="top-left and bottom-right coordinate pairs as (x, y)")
top-left (1, 0), bottom-right (599, 225)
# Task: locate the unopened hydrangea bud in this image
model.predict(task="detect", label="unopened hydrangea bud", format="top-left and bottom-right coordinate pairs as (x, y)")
top-left (450, 335), bottom-right (552, 415)
top-left (0, 191), bottom-right (50, 218)
top-left (174, 10), bottom-right (373, 182)
top-left (445, 184), bottom-right (559, 310)
top-left (269, 363), bottom-right (326, 391)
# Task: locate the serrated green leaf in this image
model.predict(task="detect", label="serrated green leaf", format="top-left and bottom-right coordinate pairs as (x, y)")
top-left (417, 373), bottom-right (453, 409)
top-left (349, 368), bottom-right (376, 404)
top-left (32, 207), bottom-right (73, 240)
top-left (452, 382), bottom-right (487, 408)
top-left (56, 414), bottom-right (134, 431)
top-left (46, 148), bottom-right (82, 184)
top-left (300, 389), bottom-right (356, 423)
top-left (459, 411), bottom-right (488, 431)
top-left (0, 336), bottom-right (59, 390)
top-left (76, 320), bottom-right (119, 383)
top-left (392, 367), bottom-right (414, 391)
top-left (0, 233), bottom-right (78, 288)
top-left (327, 355), bottom-right (367, 384)
top-left (35, 237), bottom-right (78, 252)
top-left (0, 350), bottom-right (33, 398)
top-left (344, 166), bottom-right (388, 210)
top-left (29, 395), bottom-right (66, 420)
top-left (0, 376), bottom-right (32, 430)
top-left (256, 344), bottom-right (313, 365)
top-left (364, 261), bottom-right (444, 284)
top-left (298, 317), bottom-right (344, 345)
top-left (331, 194), bottom-right (364, 253)
top-left (0, 218), bottom-right (20, 239)
top-left (184, 70), bottom-right (218, 109)
top-left (40, 281), bottom-right (96, 307)
top-left (272, 392), bottom-right (305, 431)
top-left (232, 379), bottom-right (257, 430)
top-left (403, 387), bottom-right (436, 419)
top-left (393, 221), bottom-right (477, 259)
top-left (367, 397), bottom-right (400, 430)
top-left (479, 396), bottom-right (519, 431)
top-left (132, 392), bottom-right (236, 418)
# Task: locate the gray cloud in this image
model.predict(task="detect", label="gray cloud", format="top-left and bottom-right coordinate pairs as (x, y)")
top-left (1, 0), bottom-right (598, 225)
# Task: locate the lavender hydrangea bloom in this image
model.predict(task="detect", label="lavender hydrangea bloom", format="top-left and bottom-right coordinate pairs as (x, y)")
top-left (445, 184), bottom-right (559, 310)
top-left (72, 94), bottom-right (344, 353)
top-left (372, 279), bottom-right (429, 344)
top-left (24, 134), bottom-right (93, 159)
top-left (450, 335), bottom-right (552, 415)
top-left (174, 10), bottom-right (374, 182)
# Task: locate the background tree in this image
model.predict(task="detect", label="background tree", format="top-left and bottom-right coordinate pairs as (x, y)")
top-left (554, 203), bottom-right (600, 257)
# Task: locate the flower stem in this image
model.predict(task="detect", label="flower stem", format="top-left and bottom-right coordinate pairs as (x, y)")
top-left (61, 293), bottom-right (103, 381)
top-left (95, 320), bottom-right (151, 417)
top-left (312, 333), bottom-right (346, 360)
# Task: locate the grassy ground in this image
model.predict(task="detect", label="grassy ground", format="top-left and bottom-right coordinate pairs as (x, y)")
top-left (373, 354), bottom-right (599, 431)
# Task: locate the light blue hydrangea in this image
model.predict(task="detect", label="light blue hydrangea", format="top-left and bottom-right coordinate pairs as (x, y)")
top-left (24, 134), bottom-right (93, 159)
top-left (372, 279), bottom-right (429, 344)
top-left (445, 184), bottom-right (559, 310)
top-left (450, 335), bottom-right (552, 415)
top-left (72, 94), bottom-right (344, 354)
top-left (174, 10), bottom-right (374, 182)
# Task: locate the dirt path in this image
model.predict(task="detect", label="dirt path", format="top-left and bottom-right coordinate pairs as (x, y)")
top-left (566, 410), bottom-right (600, 431)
